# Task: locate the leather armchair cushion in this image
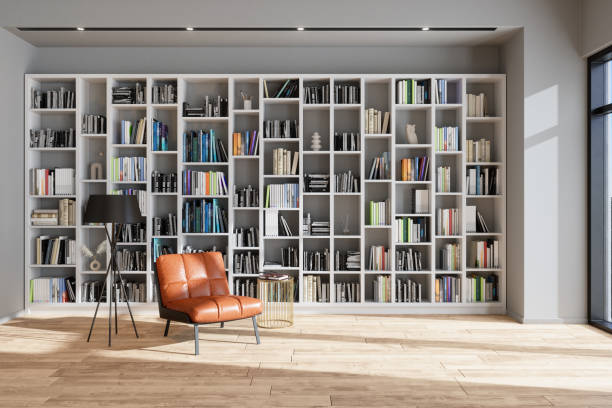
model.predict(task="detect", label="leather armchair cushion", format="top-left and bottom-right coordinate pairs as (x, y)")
top-left (166, 295), bottom-right (263, 323)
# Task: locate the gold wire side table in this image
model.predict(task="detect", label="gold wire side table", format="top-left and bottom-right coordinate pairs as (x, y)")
top-left (257, 274), bottom-right (294, 328)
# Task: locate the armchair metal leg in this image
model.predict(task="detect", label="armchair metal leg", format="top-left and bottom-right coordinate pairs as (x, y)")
top-left (252, 316), bottom-right (261, 345)
top-left (220, 322), bottom-right (224, 328)
top-left (194, 324), bottom-right (199, 355)
top-left (164, 320), bottom-right (170, 337)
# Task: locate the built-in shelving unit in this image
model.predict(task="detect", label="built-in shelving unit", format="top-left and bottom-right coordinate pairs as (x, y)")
top-left (25, 74), bottom-right (505, 314)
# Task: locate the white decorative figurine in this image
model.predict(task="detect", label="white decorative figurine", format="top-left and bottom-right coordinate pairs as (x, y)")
top-left (311, 132), bottom-right (322, 151)
top-left (80, 240), bottom-right (107, 271)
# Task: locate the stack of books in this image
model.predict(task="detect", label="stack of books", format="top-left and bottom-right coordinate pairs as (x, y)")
top-left (472, 239), bottom-right (500, 269)
top-left (466, 166), bottom-right (500, 195)
top-left (234, 278), bottom-right (257, 297)
top-left (112, 83), bottom-right (144, 104)
top-left (335, 250), bottom-right (360, 271)
top-left (304, 174), bottom-right (330, 192)
top-left (117, 223), bottom-right (145, 243)
top-left (152, 84), bottom-right (176, 104)
top-left (182, 97), bottom-right (228, 118)
top-left (152, 239), bottom-right (175, 263)
top-left (466, 139), bottom-right (492, 162)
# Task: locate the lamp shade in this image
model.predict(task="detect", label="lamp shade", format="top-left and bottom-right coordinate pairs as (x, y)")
top-left (83, 195), bottom-right (144, 224)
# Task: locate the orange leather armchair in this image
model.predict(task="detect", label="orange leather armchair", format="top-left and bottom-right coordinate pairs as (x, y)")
top-left (155, 252), bottom-right (262, 355)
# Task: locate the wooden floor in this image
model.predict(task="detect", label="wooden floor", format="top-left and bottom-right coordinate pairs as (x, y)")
top-left (1, 314), bottom-right (612, 407)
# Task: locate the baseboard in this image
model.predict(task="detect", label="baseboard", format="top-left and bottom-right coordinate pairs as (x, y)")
top-left (0, 309), bottom-right (25, 324)
top-left (507, 310), bottom-right (524, 323)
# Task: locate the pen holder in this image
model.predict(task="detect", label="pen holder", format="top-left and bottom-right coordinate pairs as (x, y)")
top-left (243, 98), bottom-right (252, 110)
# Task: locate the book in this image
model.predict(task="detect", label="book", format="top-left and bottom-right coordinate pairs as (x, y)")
top-left (233, 131), bottom-right (259, 156)
top-left (436, 166), bottom-right (452, 192)
top-left (335, 282), bottom-right (360, 302)
top-left (414, 190), bottom-right (429, 214)
top-left (303, 250), bottom-right (330, 272)
top-left (110, 157), bottom-right (146, 182)
top-left (31, 87), bottom-right (75, 109)
top-left (368, 246), bottom-right (390, 271)
top-left (396, 79), bottom-right (430, 104)
top-left (334, 131), bottom-right (360, 151)
top-left (466, 166), bottom-right (500, 195)
top-left (152, 214), bottom-right (177, 236)
top-left (396, 249), bottom-right (424, 271)
top-left (435, 275), bottom-right (461, 302)
top-left (303, 84), bottom-right (330, 104)
top-left (466, 274), bottom-right (498, 302)
top-left (401, 156), bottom-right (429, 181)
top-left (30, 277), bottom-right (74, 303)
top-left (264, 184), bottom-right (299, 208)
top-left (365, 108), bottom-right (390, 133)
top-left (436, 208), bottom-right (460, 236)
top-left (30, 168), bottom-right (75, 196)
top-left (467, 93), bottom-right (488, 117)
top-left (465, 205), bottom-right (477, 232)
top-left (182, 96), bottom-right (228, 117)
top-left (335, 250), bottom-right (360, 271)
top-left (182, 199), bottom-right (228, 234)
top-left (334, 83), bottom-right (360, 104)
top-left (233, 185), bottom-right (259, 207)
top-left (373, 275), bottom-right (392, 302)
top-left (395, 217), bottom-right (428, 243)
top-left (396, 277), bottom-right (422, 303)
top-left (435, 126), bottom-right (460, 152)
top-left (182, 170), bottom-right (228, 196)
top-left (151, 171), bottom-right (177, 193)
top-left (439, 243), bottom-right (461, 270)
top-left (233, 227), bottom-right (259, 247)
top-left (368, 199), bottom-right (391, 226)
top-left (334, 171), bottom-right (359, 193)
top-left (81, 115), bottom-right (106, 134)
top-left (304, 174), bottom-right (330, 192)
top-left (367, 152), bottom-right (391, 179)
top-left (472, 239), bottom-right (499, 268)
top-left (112, 83), bottom-right (145, 104)
top-left (263, 120), bottom-right (298, 138)
top-left (152, 83), bottom-right (176, 104)
top-left (233, 252), bottom-right (259, 275)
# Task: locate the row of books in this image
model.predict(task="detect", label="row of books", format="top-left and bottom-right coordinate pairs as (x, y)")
top-left (368, 152), bottom-right (391, 179)
top-left (400, 156), bottom-right (429, 181)
top-left (439, 243), bottom-right (461, 271)
top-left (368, 199), bottom-right (391, 226)
top-left (182, 170), bottom-right (228, 196)
top-left (232, 226), bottom-right (259, 247)
top-left (182, 97), bottom-right (228, 117)
top-left (263, 119), bottom-right (298, 139)
top-left (280, 246), bottom-right (299, 267)
top-left (368, 245), bottom-right (390, 271)
top-left (35, 236), bottom-right (76, 265)
top-left (30, 168), bottom-right (75, 196)
top-left (437, 208), bottom-right (460, 236)
top-left (336, 282), bottom-right (360, 302)
top-left (334, 131), bottom-right (360, 152)
top-left (303, 275), bottom-right (330, 302)
top-left (120, 118), bottom-right (146, 145)
top-left (395, 217), bottom-right (428, 243)
top-left (335, 171), bottom-right (359, 193)
top-left (365, 108), bottom-right (390, 134)
top-left (30, 277), bottom-right (75, 303)
top-left (397, 277), bottom-right (423, 303)
top-left (264, 79), bottom-right (299, 98)
top-left (31, 199), bottom-right (75, 226)
top-left (151, 171), bottom-right (177, 193)
top-left (152, 214), bottom-right (177, 236)
top-left (437, 166), bottom-right (452, 193)
top-left (466, 274), bottom-right (498, 302)
top-left (115, 249), bottom-right (146, 271)
top-left (110, 157), bottom-right (146, 182)
top-left (182, 246), bottom-right (228, 268)
top-left (233, 252), bottom-right (259, 275)
top-left (435, 79), bottom-right (452, 104)
top-left (151, 119), bottom-right (169, 151)
top-left (183, 130), bottom-right (228, 163)
top-left (303, 85), bottom-right (330, 104)
top-left (29, 128), bottom-right (75, 148)
top-left (472, 239), bottom-right (500, 269)
top-left (112, 281), bottom-right (147, 303)
top-left (111, 189), bottom-right (146, 216)
top-left (31, 87), bottom-right (75, 109)
top-left (304, 174), bottom-right (329, 192)
top-left (435, 126), bottom-right (460, 152)
top-left (234, 278), bottom-right (257, 297)
top-left (396, 79), bottom-right (430, 104)
top-left (271, 148), bottom-right (299, 175)
top-left (396, 248), bottom-right (424, 271)
top-left (466, 138), bottom-right (492, 162)
top-left (113, 84), bottom-right (145, 104)
top-left (467, 93), bottom-right (488, 117)
top-left (234, 185), bottom-right (259, 207)
top-left (334, 84), bottom-right (360, 104)
top-left (264, 210), bottom-right (293, 237)
top-left (467, 166), bottom-right (500, 195)
top-left (117, 223), bottom-right (145, 243)
top-left (82, 114), bottom-right (106, 134)
top-left (81, 280), bottom-right (105, 302)
top-left (152, 239), bottom-right (175, 263)
top-left (152, 83), bottom-right (176, 104)
top-left (372, 275), bottom-right (392, 302)
top-left (435, 275), bottom-right (461, 303)
top-left (264, 183), bottom-right (299, 208)
top-left (182, 199), bottom-right (228, 233)
top-left (304, 249), bottom-right (330, 271)
top-left (233, 131), bottom-right (259, 156)
top-left (465, 206), bottom-right (490, 233)
top-left (335, 250), bottom-right (360, 271)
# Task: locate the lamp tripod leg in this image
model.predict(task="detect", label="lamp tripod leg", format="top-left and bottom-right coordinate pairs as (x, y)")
top-left (86, 262), bottom-right (111, 343)
top-left (117, 270), bottom-right (139, 338)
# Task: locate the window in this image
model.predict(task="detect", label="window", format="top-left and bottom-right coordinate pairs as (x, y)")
top-left (589, 46), bottom-right (612, 330)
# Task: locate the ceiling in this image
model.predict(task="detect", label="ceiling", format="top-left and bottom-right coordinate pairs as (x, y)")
top-left (6, 27), bottom-right (516, 47)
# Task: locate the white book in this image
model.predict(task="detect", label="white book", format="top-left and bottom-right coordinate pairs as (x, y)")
top-left (414, 190), bottom-right (429, 213)
top-left (465, 205), bottom-right (477, 232)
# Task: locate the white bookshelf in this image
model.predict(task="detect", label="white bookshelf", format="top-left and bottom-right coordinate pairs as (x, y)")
top-left (25, 74), bottom-right (505, 315)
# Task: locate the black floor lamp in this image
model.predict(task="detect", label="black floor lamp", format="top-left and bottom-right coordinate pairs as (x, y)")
top-left (83, 195), bottom-right (143, 346)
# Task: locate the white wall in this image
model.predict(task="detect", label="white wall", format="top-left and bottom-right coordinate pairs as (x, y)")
top-left (0, 0), bottom-right (589, 322)
top-left (581, 0), bottom-right (612, 57)
top-left (0, 29), bottom-right (35, 320)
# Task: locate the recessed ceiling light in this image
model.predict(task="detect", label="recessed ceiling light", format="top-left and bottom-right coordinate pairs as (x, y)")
top-left (297, 27), bottom-right (305, 31)
top-left (186, 27), bottom-right (194, 31)
top-left (421, 27), bottom-right (430, 31)
top-left (76, 27), bottom-right (85, 31)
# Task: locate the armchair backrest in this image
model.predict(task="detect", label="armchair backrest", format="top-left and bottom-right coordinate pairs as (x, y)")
top-left (156, 252), bottom-right (229, 306)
